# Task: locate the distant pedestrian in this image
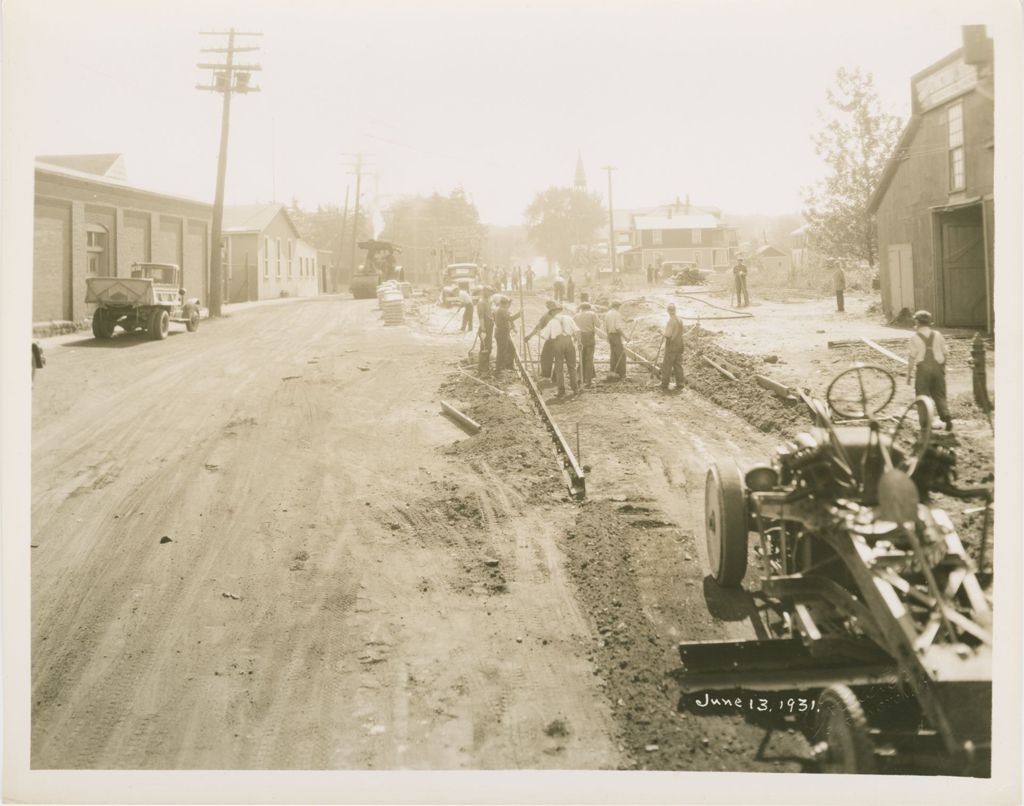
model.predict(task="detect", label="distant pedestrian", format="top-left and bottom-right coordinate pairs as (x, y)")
top-left (566, 274), bottom-right (575, 303)
top-left (459, 287), bottom-right (474, 331)
top-left (476, 286), bottom-right (494, 374)
top-left (832, 262), bottom-right (846, 313)
top-left (525, 266), bottom-right (535, 291)
top-left (512, 265), bottom-right (522, 291)
top-left (540, 305), bottom-right (580, 398)
top-left (553, 271), bottom-right (566, 303)
top-left (493, 297), bottom-right (522, 372)
top-left (574, 302), bottom-right (599, 387)
top-left (907, 310), bottom-right (953, 431)
top-left (604, 300), bottom-right (627, 379)
top-left (647, 264), bottom-right (654, 284)
top-left (733, 257), bottom-right (749, 308)
top-left (660, 303), bottom-right (685, 391)
top-left (526, 300), bottom-right (560, 382)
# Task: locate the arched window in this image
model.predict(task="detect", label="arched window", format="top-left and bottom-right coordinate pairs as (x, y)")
top-left (86, 223), bottom-right (108, 275)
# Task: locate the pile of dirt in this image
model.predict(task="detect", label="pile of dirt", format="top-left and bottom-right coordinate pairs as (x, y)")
top-left (560, 500), bottom-right (809, 772)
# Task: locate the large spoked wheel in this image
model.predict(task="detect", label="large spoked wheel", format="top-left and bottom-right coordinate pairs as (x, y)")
top-left (812, 685), bottom-right (877, 774)
top-left (889, 396), bottom-right (935, 476)
top-left (149, 308), bottom-right (170, 340)
top-left (705, 461), bottom-right (749, 587)
top-left (826, 364), bottom-right (896, 419)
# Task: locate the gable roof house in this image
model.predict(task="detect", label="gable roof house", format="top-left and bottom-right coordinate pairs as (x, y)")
top-left (222, 204), bottom-right (321, 302)
top-left (867, 25), bottom-right (994, 331)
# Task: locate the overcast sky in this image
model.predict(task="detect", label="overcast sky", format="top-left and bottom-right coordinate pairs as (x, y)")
top-left (8, 0), bottom-right (1008, 226)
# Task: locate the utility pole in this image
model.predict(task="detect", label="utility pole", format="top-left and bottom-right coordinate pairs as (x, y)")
top-left (344, 154), bottom-right (372, 276)
top-left (601, 165), bottom-right (617, 274)
top-left (337, 185), bottom-right (350, 292)
top-left (197, 28), bottom-right (262, 317)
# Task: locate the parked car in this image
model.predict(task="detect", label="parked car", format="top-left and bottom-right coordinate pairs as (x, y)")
top-left (439, 263), bottom-right (482, 307)
top-left (86, 263), bottom-right (201, 340)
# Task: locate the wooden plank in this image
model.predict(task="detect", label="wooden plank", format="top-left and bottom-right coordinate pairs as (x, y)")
top-left (755, 373), bottom-right (798, 401)
top-left (862, 337), bottom-right (909, 367)
top-left (701, 355), bottom-right (737, 381)
top-left (440, 400), bottom-right (481, 435)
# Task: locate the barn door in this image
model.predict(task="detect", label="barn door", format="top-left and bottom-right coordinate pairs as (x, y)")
top-left (887, 244), bottom-right (913, 315)
top-left (940, 206), bottom-right (986, 327)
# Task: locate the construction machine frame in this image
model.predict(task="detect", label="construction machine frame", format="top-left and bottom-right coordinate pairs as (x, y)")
top-left (680, 364), bottom-right (993, 775)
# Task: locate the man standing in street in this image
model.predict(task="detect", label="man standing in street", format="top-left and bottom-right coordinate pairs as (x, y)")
top-left (525, 266), bottom-right (535, 292)
top-left (647, 264), bottom-right (654, 285)
top-left (574, 301), bottom-right (599, 387)
top-left (493, 296), bottom-right (522, 373)
top-left (512, 265), bottom-right (521, 292)
top-left (604, 300), bottom-right (627, 380)
top-left (553, 271), bottom-right (566, 303)
top-left (566, 273), bottom-right (576, 303)
top-left (526, 300), bottom-right (559, 383)
top-left (660, 303), bottom-right (685, 391)
top-left (733, 257), bottom-right (749, 308)
top-left (907, 310), bottom-right (953, 431)
top-left (832, 260), bottom-right (846, 313)
top-left (459, 287), bottom-right (474, 332)
top-left (540, 304), bottom-right (580, 399)
top-left (476, 286), bottom-right (494, 374)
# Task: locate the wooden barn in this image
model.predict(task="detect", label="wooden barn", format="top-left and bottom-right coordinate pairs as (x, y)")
top-left (868, 25), bottom-right (994, 332)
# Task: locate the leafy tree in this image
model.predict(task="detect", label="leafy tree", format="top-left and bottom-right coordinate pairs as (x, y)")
top-left (803, 68), bottom-right (902, 268)
top-left (523, 187), bottom-right (606, 273)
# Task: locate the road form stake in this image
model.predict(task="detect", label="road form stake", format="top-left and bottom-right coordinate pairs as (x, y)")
top-left (440, 400), bottom-right (481, 435)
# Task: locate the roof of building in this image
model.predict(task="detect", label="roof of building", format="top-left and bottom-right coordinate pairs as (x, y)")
top-left (632, 213), bottom-right (723, 231)
top-left (37, 153), bottom-right (128, 180)
top-left (866, 115), bottom-right (923, 215)
top-left (35, 160), bottom-right (211, 209)
top-left (223, 203), bottom-right (299, 236)
top-left (754, 245), bottom-right (788, 257)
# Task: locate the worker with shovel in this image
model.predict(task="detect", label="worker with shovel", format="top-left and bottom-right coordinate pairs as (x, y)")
top-left (660, 303), bottom-right (686, 392)
top-left (604, 300), bottom-right (627, 380)
top-left (540, 304), bottom-right (580, 399)
top-left (493, 296), bottom-right (522, 374)
top-left (476, 286), bottom-right (495, 375)
top-left (526, 300), bottom-right (560, 385)
top-left (574, 301), bottom-right (599, 388)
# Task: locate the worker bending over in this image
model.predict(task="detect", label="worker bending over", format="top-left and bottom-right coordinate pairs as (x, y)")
top-left (540, 304), bottom-right (580, 398)
top-left (526, 300), bottom-right (559, 383)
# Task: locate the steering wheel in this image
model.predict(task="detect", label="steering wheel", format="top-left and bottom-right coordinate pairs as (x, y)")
top-left (809, 399), bottom-right (857, 490)
top-left (888, 396), bottom-right (936, 476)
top-left (826, 365), bottom-right (896, 419)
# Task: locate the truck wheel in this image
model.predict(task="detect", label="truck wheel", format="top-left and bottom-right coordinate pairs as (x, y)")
top-left (184, 305), bottom-right (200, 332)
top-left (149, 309), bottom-right (170, 340)
top-left (812, 685), bottom-right (876, 774)
top-left (705, 461), bottom-right (749, 587)
top-left (92, 310), bottom-right (113, 339)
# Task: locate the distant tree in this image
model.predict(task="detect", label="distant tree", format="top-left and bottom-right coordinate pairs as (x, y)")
top-left (802, 68), bottom-right (902, 268)
top-left (523, 187), bottom-right (605, 273)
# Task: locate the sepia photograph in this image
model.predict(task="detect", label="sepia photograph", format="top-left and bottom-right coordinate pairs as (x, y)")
top-left (2, 0), bottom-right (1021, 803)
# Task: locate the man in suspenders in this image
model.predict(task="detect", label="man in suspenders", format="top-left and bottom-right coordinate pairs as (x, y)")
top-left (906, 310), bottom-right (953, 431)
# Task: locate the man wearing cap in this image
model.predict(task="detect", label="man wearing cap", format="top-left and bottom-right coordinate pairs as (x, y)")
top-left (458, 287), bottom-right (475, 332)
top-left (907, 310), bottom-right (953, 431)
top-left (660, 303), bottom-right (686, 391)
top-left (733, 257), bottom-right (749, 308)
top-left (476, 286), bottom-right (494, 374)
top-left (574, 302), bottom-right (599, 387)
top-left (831, 260), bottom-right (846, 313)
top-left (604, 300), bottom-right (627, 380)
top-left (527, 300), bottom-right (560, 383)
top-left (540, 304), bottom-right (580, 398)
top-left (493, 296), bottom-right (522, 373)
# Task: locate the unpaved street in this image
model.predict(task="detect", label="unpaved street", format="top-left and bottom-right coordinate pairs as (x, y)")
top-left (32, 298), bottom-right (621, 769)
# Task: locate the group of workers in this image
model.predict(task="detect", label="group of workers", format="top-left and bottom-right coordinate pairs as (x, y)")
top-left (471, 288), bottom-right (688, 399)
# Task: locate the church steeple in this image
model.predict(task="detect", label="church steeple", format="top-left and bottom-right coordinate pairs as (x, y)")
top-left (574, 151), bottom-right (587, 191)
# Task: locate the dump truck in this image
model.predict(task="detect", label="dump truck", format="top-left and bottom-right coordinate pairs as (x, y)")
top-left (350, 239), bottom-right (401, 299)
top-left (86, 263), bottom-right (201, 340)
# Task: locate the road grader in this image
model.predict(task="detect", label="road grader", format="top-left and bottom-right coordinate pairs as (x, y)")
top-left (680, 365), bottom-right (993, 775)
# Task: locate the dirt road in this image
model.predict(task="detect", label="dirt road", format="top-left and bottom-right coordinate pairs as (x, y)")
top-left (31, 297), bottom-right (620, 769)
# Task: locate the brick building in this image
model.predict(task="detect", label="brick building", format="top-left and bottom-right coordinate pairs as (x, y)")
top-left (33, 155), bottom-right (212, 324)
top-left (868, 26), bottom-right (994, 331)
top-left (222, 204), bottom-right (321, 301)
